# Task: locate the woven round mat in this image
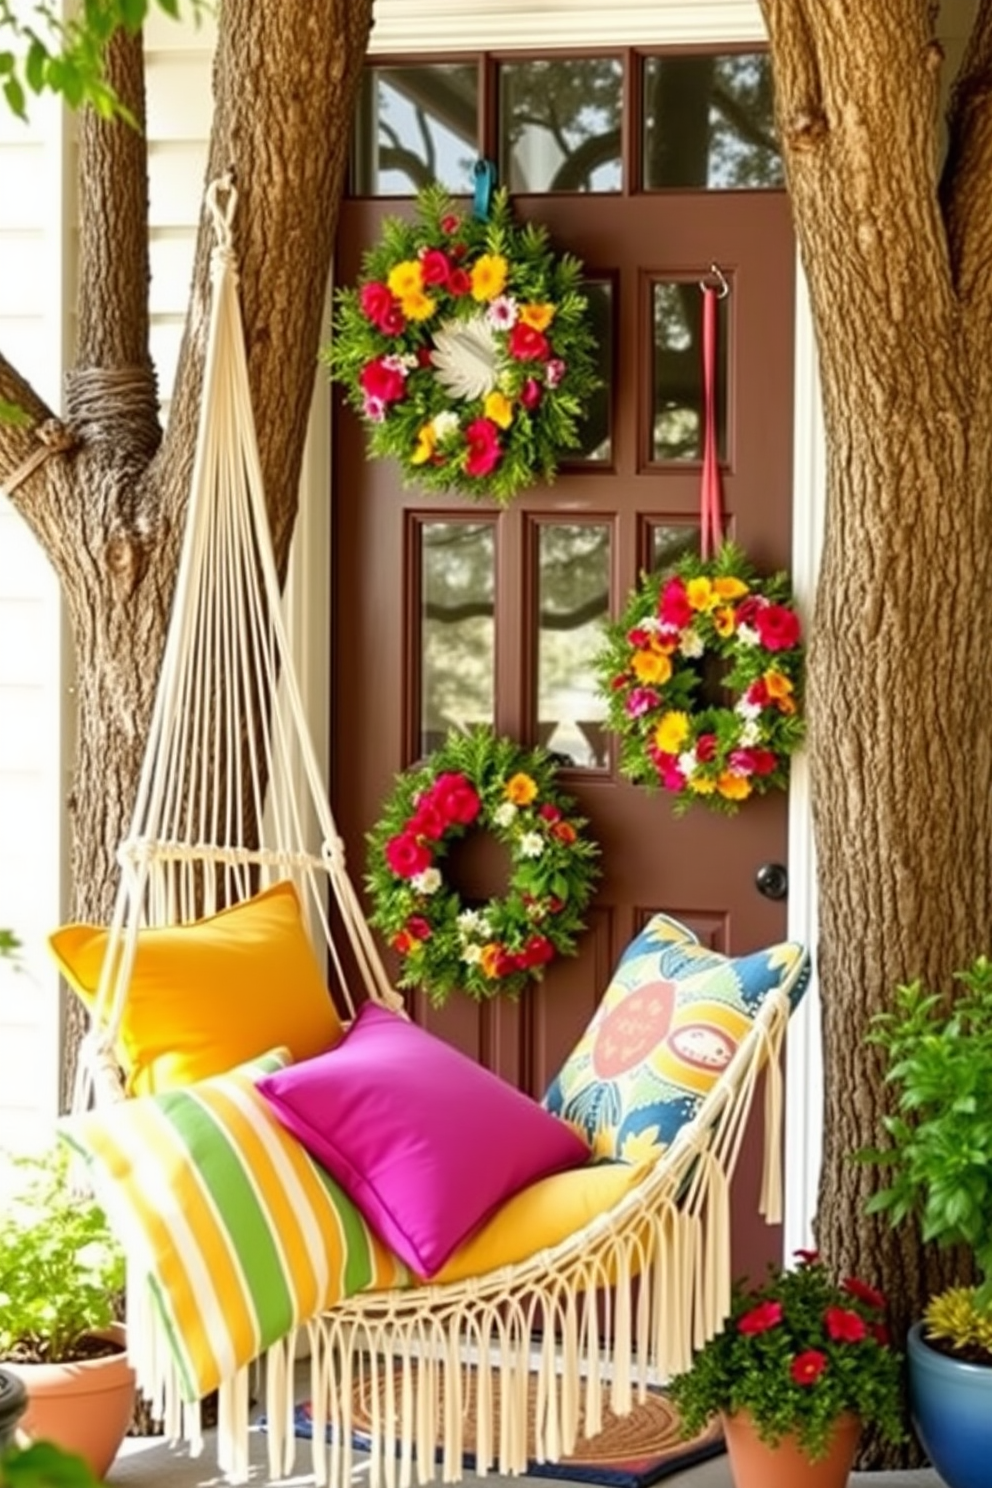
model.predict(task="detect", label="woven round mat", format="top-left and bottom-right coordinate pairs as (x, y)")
top-left (349, 1368), bottom-right (723, 1471)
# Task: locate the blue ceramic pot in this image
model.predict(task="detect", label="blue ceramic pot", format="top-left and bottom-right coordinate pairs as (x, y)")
top-left (908, 1321), bottom-right (992, 1488)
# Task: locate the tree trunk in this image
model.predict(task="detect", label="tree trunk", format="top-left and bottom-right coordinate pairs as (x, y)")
top-left (0, 0), bottom-right (374, 1109)
top-left (760, 1), bottom-right (992, 1465)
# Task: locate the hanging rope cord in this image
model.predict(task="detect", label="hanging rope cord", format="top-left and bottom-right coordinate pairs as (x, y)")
top-left (73, 176), bottom-right (399, 1113)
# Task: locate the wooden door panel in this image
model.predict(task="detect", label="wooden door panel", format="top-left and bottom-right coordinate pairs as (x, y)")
top-left (331, 183), bottom-right (796, 1283)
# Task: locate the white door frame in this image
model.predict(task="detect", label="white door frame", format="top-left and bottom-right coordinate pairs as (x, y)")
top-left (310, 0), bottom-right (825, 1251)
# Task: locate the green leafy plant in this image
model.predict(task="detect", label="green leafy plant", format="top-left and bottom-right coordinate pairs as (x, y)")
top-left (859, 956), bottom-right (992, 1357)
top-left (0, 1441), bottom-right (103, 1488)
top-left (667, 1252), bottom-right (904, 1461)
top-left (0, 1145), bottom-right (124, 1364)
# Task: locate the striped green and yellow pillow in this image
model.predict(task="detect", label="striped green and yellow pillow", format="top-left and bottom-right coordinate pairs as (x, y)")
top-left (60, 1049), bottom-right (408, 1401)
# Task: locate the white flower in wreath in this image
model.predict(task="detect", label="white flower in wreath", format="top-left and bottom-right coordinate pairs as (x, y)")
top-left (736, 623), bottom-right (761, 647)
top-left (431, 409), bottom-right (460, 441)
top-left (678, 749), bottom-right (698, 777)
top-left (638, 615), bottom-right (664, 634)
top-left (430, 314), bottom-right (501, 400)
top-left (462, 944), bottom-right (483, 966)
top-left (494, 801), bottom-right (518, 827)
top-left (412, 867), bottom-right (442, 895)
top-left (519, 832), bottom-right (545, 859)
top-left (457, 908), bottom-right (492, 938)
top-left (738, 720), bottom-right (762, 746)
top-left (736, 698), bottom-right (762, 722)
top-left (679, 630), bottom-right (705, 659)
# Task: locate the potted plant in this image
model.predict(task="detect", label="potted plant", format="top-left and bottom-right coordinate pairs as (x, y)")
top-left (1, 1439), bottom-right (106, 1488)
top-left (666, 1251), bottom-right (904, 1488)
top-left (0, 1143), bottom-right (135, 1479)
top-left (861, 956), bottom-right (992, 1488)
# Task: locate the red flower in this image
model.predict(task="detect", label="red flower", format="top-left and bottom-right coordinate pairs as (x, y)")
top-left (728, 746), bottom-right (778, 777)
top-left (871, 1321), bottom-right (891, 1347)
top-left (359, 280), bottom-right (404, 334)
top-left (391, 929), bottom-right (415, 955)
top-left (508, 322), bottom-right (551, 361)
top-left (406, 916), bottom-right (432, 941)
top-left (419, 248), bottom-right (451, 286)
top-left (359, 358), bottom-right (407, 404)
top-left (552, 821), bottom-right (577, 844)
top-left (430, 771), bottom-right (481, 826)
top-left (448, 266), bottom-right (472, 296)
top-left (737, 1300), bottom-right (783, 1336)
top-left (842, 1277), bottom-right (886, 1311)
top-left (696, 733), bottom-right (718, 763)
top-left (659, 577), bottom-right (693, 629)
top-left (539, 804), bottom-right (562, 823)
top-left (440, 213), bottom-right (461, 234)
top-left (825, 1307), bottom-right (868, 1343)
top-left (734, 595), bottom-right (765, 629)
top-left (745, 678), bottom-right (771, 709)
top-left (521, 934), bottom-right (555, 968)
top-left (791, 1349), bottom-right (828, 1385)
top-left (793, 1248), bottom-right (820, 1265)
top-left (384, 832), bottom-right (433, 879)
top-left (521, 377), bottom-right (543, 410)
top-left (653, 752), bottom-right (687, 793)
top-left (409, 799), bottom-right (448, 840)
top-left (754, 602), bottom-right (801, 652)
top-left (464, 417), bottom-right (502, 477)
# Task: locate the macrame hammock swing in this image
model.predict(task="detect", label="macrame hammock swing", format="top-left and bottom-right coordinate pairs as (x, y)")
top-left (69, 179), bottom-right (799, 1486)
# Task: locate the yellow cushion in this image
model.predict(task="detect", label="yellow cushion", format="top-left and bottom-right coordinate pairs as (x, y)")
top-left (434, 1159), bottom-right (648, 1284)
top-left (49, 880), bottom-right (343, 1095)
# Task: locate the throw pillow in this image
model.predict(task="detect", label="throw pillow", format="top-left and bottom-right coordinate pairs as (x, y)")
top-left (256, 1002), bottom-right (591, 1277)
top-left (48, 880), bottom-right (343, 1095)
top-left (59, 1047), bottom-right (407, 1403)
top-left (543, 914), bottom-right (810, 1164)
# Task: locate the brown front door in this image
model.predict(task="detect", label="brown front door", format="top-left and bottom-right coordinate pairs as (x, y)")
top-left (331, 52), bottom-right (796, 1281)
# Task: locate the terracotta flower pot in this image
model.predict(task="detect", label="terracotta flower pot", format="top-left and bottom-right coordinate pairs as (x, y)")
top-left (3, 1324), bottom-right (136, 1479)
top-left (721, 1408), bottom-right (861, 1488)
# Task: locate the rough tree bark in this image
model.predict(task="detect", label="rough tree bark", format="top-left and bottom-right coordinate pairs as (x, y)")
top-left (759, 0), bottom-right (992, 1464)
top-left (0, 0), bottom-right (375, 1110)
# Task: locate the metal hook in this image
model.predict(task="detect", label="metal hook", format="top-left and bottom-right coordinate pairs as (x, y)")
top-left (699, 262), bottom-right (730, 298)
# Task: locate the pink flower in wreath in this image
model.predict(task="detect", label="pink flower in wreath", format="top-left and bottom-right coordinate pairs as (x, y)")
top-left (729, 746), bottom-right (778, 777)
top-left (654, 752), bottom-right (687, 793)
top-left (359, 280), bottom-right (405, 335)
top-left (754, 602), bottom-right (801, 651)
top-left (521, 377), bottom-right (543, 410)
top-left (359, 357), bottom-right (407, 405)
top-left (625, 686), bottom-right (659, 719)
top-left (659, 577), bottom-right (693, 630)
top-left (409, 797), bottom-right (448, 841)
top-left (545, 357), bottom-right (566, 387)
top-left (384, 832), bottom-right (433, 879)
top-left (405, 915), bottom-right (432, 942)
top-left (448, 266), bottom-right (472, 297)
top-left (508, 322), bottom-right (550, 362)
top-left (430, 772), bottom-right (482, 827)
top-left (464, 418), bottom-right (502, 477)
top-left (696, 733), bottom-right (718, 763)
top-left (419, 248), bottom-right (451, 286)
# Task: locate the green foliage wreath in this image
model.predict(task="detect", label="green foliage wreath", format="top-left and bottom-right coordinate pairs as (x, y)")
top-left (366, 728), bottom-right (601, 1008)
top-left (323, 185), bottom-right (600, 505)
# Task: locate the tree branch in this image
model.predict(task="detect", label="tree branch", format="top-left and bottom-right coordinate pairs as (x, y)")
top-left (757, 0), bottom-right (828, 154)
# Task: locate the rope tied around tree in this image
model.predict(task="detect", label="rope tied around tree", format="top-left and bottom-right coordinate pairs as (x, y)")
top-left (64, 363), bottom-right (161, 458)
top-left (0, 416), bottom-right (78, 498)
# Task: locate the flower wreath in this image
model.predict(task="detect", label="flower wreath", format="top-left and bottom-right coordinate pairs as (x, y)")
top-left (323, 184), bottom-right (600, 505)
top-left (365, 728), bottom-right (601, 1008)
top-left (596, 544), bottom-right (805, 814)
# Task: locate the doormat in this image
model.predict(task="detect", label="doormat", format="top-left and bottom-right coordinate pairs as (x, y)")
top-left (276, 1372), bottom-right (725, 1488)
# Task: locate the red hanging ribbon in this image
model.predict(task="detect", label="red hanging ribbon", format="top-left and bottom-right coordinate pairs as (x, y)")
top-left (699, 283), bottom-right (724, 560)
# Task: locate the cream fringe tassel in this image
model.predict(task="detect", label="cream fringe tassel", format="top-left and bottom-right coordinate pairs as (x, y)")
top-left (122, 992), bottom-right (790, 1486)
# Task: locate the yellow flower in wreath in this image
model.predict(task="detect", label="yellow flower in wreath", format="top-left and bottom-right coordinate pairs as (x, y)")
top-left (712, 575), bottom-right (749, 601)
top-left (686, 576), bottom-right (716, 610)
top-left (506, 772), bottom-right (538, 805)
top-left (470, 253), bottom-right (509, 301)
top-left (717, 771), bottom-right (752, 801)
top-left (655, 711), bottom-right (690, 755)
top-left (484, 390), bottom-right (514, 429)
top-left (520, 303), bottom-right (556, 331)
top-left (401, 291), bottom-right (437, 322)
top-left (387, 259), bottom-right (423, 298)
top-left (411, 423), bottom-right (436, 465)
top-left (632, 649), bottom-right (672, 685)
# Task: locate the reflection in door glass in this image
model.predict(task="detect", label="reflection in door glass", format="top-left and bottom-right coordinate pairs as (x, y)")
top-left (499, 58), bottom-right (623, 193)
top-left (651, 281), bottom-right (728, 463)
top-left (421, 522), bottom-right (495, 755)
top-left (650, 523), bottom-right (702, 574)
top-left (537, 524), bottom-right (611, 768)
top-left (642, 53), bottom-right (783, 189)
top-left (352, 65), bottom-right (478, 195)
top-left (568, 279), bottom-right (613, 462)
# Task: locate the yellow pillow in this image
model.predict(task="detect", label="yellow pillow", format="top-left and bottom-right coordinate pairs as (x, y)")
top-left (434, 1160), bottom-right (648, 1284)
top-left (49, 880), bottom-right (343, 1095)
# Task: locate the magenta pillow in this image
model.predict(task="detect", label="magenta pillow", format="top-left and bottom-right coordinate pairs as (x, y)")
top-left (256, 1002), bottom-right (589, 1276)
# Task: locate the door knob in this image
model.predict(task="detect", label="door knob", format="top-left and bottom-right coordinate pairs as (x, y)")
top-left (755, 862), bottom-right (788, 901)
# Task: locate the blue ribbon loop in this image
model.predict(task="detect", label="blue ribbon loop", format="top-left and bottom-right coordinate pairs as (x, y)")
top-left (473, 158), bottom-right (498, 221)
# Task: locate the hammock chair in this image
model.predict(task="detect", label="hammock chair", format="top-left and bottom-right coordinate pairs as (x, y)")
top-left (59, 178), bottom-right (810, 1487)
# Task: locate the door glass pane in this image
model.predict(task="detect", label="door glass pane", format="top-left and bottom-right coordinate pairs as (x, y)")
top-left (651, 281), bottom-right (728, 463)
top-left (642, 53), bottom-right (783, 189)
top-left (566, 279), bottom-right (613, 463)
top-left (537, 523), bottom-right (611, 768)
top-left (499, 58), bottom-right (623, 193)
top-left (421, 522), bottom-right (495, 753)
top-left (352, 65), bottom-right (479, 196)
top-left (650, 523), bottom-right (702, 574)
